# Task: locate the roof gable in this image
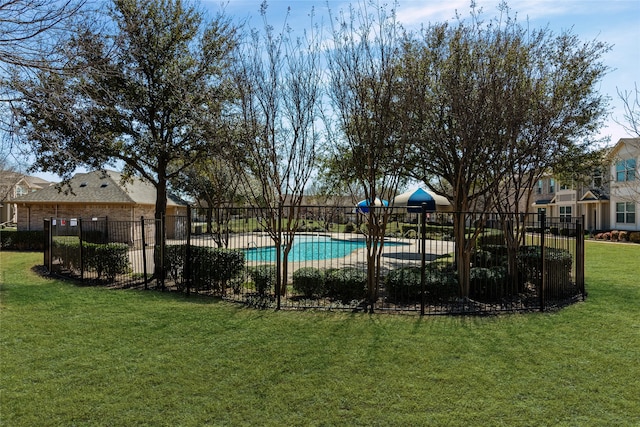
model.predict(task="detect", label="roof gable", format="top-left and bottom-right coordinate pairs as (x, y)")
top-left (606, 138), bottom-right (640, 161)
top-left (13, 170), bottom-right (184, 206)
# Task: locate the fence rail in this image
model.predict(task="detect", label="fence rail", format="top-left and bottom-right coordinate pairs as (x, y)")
top-left (43, 206), bottom-right (585, 315)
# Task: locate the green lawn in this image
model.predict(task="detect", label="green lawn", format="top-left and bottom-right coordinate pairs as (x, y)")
top-left (1, 241), bottom-right (639, 426)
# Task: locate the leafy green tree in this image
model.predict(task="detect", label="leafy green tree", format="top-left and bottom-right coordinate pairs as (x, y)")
top-left (9, 0), bottom-right (240, 279)
top-left (172, 157), bottom-right (246, 248)
top-left (402, 3), bottom-right (610, 297)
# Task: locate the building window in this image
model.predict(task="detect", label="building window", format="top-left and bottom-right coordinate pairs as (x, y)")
top-left (616, 202), bottom-right (636, 224)
top-left (549, 178), bottom-right (555, 193)
top-left (537, 180), bottom-right (543, 194)
top-left (560, 206), bottom-right (572, 222)
top-left (15, 185), bottom-right (27, 197)
top-left (616, 159), bottom-right (637, 182)
top-left (592, 169), bottom-right (603, 188)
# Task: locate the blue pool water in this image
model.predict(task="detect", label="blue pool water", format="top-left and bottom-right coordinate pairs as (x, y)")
top-left (244, 235), bottom-right (407, 262)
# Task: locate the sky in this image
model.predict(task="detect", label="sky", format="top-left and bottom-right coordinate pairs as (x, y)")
top-left (206, 0), bottom-right (639, 141)
top-left (32, 0), bottom-right (640, 182)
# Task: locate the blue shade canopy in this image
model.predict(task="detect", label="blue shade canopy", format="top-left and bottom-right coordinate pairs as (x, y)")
top-left (356, 198), bottom-right (389, 214)
top-left (392, 188), bottom-right (451, 213)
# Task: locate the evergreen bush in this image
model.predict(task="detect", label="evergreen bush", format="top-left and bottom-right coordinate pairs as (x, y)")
top-left (1, 230), bottom-right (45, 250)
top-left (248, 265), bottom-right (276, 295)
top-left (85, 243), bottom-right (130, 281)
top-left (477, 231), bottom-right (505, 247)
top-left (164, 245), bottom-right (244, 293)
top-left (292, 267), bottom-right (325, 298)
top-left (385, 267), bottom-right (421, 301)
top-left (469, 266), bottom-right (507, 300)
top-left (324, 268), bottom-right (367, 303)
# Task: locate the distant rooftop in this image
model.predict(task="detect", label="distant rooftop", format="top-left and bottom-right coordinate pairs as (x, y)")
top-left (13, 170), bottom-right (185, 206)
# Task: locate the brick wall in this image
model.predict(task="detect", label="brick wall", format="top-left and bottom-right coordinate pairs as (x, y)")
top-left (16, 203), bottom-right (185, 231)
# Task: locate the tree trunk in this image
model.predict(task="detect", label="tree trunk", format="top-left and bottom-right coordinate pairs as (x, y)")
top-left (153, 172), bottom-right (168, 287)
top-left (454, 212), bottom-right (471, 299)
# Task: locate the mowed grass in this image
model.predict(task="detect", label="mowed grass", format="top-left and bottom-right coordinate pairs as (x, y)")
top-left (1, 242), bottom-right (639, 426)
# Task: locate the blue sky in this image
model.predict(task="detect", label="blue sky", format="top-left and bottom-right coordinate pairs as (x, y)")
top-left (32, 0), bottom-right (640, 181)
top-left (206, 0), bottom-right (640, 145)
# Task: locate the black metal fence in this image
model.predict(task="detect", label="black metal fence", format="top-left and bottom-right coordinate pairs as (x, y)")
top-left (43, 206), bottom-right (585, 314)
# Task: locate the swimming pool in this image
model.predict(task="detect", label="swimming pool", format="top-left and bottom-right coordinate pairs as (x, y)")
top-left (244, 234), bottom-right (408, 262)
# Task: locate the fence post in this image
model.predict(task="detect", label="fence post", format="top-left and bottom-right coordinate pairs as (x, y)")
top-left (159, 214), bottom-right (166, 289)
top-left (44, 218), bottom-right (52, 273)
top-left (276, 203), bottom-right (282, 311)
top-left (79, 218), bottom-right (84, 282)
top-left (141, 216), bottom-right (148, 289)
top-left (185, 206), bottom-right (192, 296)
top-left (420, 202), bottom-right (427, 316)
top-left (539, 211), bottom-right (546, 312)
top-left (576, 215), bottom-right (585, 300)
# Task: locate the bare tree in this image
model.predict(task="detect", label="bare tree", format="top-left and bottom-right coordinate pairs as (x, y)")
top-left (617, 83), bottom-right (640, 138)
top-left (325, 1), bottom-right (410, 310)
top-left (0, 0), bottom-right (85, 70)
top-left (231, 2), bottom-right (323, 296)
top-left (0, 0), bottom-right (85, 167)
top-left (611, 85), bottom-right (640, 205)
top-left (403, 3), bottom-right (609, 298)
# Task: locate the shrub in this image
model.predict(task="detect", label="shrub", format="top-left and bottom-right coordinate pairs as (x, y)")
top-left (344, 222), bottom-right (356, 233)
top-left (164, 245), bottom-right (187, 288)
top-left (549, 227), bottom-right (559, 236)
top-left (618, 231), bottom-right (629, 242)
top-left (189, 246), bottom-right (245, 293)
top-left (293, 267), bottom-right (325, 298)
top-left (248, 265), bottom-right (276, 296)
top-left (477, 231), bottom-right (505, 247)
top-left (469, 266), bottom-right (507, 300)
top-left (472, 249), bottom-right (493, 268)
top-left (518, 245), bottom-right (573, 297)
top-left (611, 230), bottom-right (619, 241)
top-left (52, 237), bottom-right (82, 272)
top-left (544, 248), bottom-right (573, 297)
top-left (425, 267), bottom-right (458, 301)
top-left (559, 228), bottom-right (576, 237)
top-left (324, 268), bottom-right (367, 303)
top-left (629, 232), bottom-right (640, 244)
top-left (1, 230), bottom-right (45, 250)
top-left (385, 267), bottom-right (422, 301)
top-left (85, 243), bottom-right (130, 281)
top-left (164, 245), bottom-right (245, 293)
top-left (50, 239), bottom-right (129, 281)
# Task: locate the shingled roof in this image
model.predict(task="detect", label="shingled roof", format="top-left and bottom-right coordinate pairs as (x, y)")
top-left (13, 170), bottom-right (185, 206)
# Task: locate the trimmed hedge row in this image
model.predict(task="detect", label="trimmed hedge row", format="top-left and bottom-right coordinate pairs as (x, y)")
top-left (165, 245), bottom-right (245, 293)
top-left (385, 266), bottom-right (458, 303)
top-left (52, 238), bottom-right (129, 281)
top-left (289, 267), bottom-right (367, 303)
top-left (593, 230), bottom-right (640, 243)
top-left (0, 229), bottom-right (45, 251)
